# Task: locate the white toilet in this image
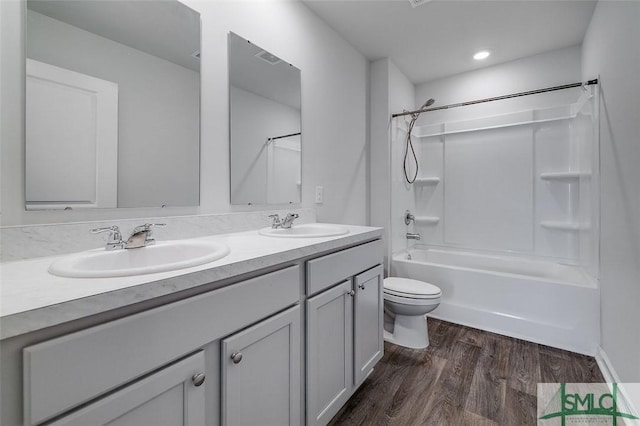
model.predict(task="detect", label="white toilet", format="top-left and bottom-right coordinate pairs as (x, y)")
top-left (383, 277), bottom-right (442, 349)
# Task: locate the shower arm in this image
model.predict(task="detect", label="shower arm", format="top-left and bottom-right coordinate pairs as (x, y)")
top-left (391, 79), bottom-right (598, 119)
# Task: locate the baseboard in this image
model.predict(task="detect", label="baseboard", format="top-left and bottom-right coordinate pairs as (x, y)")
top-left (595, 346), bottom-right (639, 419)
top-left (595, 346), bottom-right (620, 383)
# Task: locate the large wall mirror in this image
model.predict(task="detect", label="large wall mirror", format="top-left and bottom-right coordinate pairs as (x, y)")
top-left (229, 32), bottom-right (301, 205)
top-left (25, 0), bottom-right (201, 210)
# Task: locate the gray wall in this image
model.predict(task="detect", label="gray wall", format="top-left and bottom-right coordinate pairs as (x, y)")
top-left (582, 0), bottom-right (640, 382)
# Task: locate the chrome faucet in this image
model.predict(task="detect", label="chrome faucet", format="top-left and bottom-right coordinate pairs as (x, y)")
top-left (268, 213), bottom-right (299, 229)
top-left (406, 233), bottom-right (421, 240)
top-left (125, 223), bottom-right (166, 249)
top-left (268, 214), bottom-right (283, 229)
top-left (281, 213), bottom-right (299, 229)
top-left (91, 226), bottom-right (124, 251)
top-left (91, 223), bottom-right (165, 250)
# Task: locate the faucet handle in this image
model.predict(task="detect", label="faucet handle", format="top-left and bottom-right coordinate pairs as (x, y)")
top-left (131, 223), bottom-right (166, 233)
top-left (91, 225), bottom-right (122, 238)
top-left (90, 226), bottom-right (123, 250)
top-left (404, 210), bottom-right (415, 226)
top-left (268, 214), bottom-right (282, 228)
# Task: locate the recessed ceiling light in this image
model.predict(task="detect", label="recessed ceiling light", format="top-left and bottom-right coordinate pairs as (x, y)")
top-left (473, 50), bottom-right (491, 61)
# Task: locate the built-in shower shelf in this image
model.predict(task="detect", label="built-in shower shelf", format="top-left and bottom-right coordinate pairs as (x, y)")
top-left (414, 216), bottom-right (440, 225)
top-left (540, 221), bottom-right (586, 231)
top-left (414, 177), bottom-right (440, 185)
top-left (540, 171), bottom-right (591, 181)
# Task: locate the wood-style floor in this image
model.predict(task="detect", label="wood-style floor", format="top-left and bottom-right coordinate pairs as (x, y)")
top-left (330, 318), bottom-right (603, 426)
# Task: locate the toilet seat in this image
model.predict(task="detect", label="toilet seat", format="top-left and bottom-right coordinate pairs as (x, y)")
top-left (383, 277), bottom-right (441, 299)
top-left (384, 291), bottom-right (441, 306)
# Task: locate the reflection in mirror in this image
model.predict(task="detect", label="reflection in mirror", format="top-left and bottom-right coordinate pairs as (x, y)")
top-left (25, 0), bottom-right (201, 210)
top-left (229, 32), bottom-right (301, 205)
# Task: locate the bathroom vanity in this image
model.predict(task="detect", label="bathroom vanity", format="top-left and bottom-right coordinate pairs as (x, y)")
top-left (0, 225), bottom-right (383, 426)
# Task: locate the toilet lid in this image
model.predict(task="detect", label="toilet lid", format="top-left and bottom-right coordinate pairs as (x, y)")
top-left (384, 277), bottom-right (441, 298)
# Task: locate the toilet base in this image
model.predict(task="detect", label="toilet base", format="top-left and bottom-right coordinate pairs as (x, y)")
top-left (383, 314), bottom-right (430, 349)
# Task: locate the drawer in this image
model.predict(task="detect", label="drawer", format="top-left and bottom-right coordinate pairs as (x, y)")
top-left (24, 265), bottom-right (300, 426)
top-left (306, 239), bottom-right (383, 296)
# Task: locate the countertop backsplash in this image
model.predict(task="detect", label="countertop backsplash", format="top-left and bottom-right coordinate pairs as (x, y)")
top-left (0, 208), bottom-right (316, 262)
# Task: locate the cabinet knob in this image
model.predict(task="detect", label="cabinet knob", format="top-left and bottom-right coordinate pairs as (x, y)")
top-left (358, 284), bottom-right (366, 290)
top-left (231, 352), bottom-right (243, 364)
top-left (192, 373), bottom-right (206, 387)
top-left (347, 290), bottom-right (355, 296)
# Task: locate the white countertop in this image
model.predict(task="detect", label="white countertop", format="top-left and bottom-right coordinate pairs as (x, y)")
top-left (0, 224), bottom-right (382, 340)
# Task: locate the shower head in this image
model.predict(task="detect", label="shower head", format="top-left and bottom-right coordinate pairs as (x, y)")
top-left (420, 98), bottom-right (435, 109)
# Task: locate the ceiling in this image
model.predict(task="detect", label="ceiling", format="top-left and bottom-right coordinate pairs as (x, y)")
top-left (229, 32), bottom-right (301, 109)
top-left (302, 0), bottom-right (597, 84)
top-left (27, 0), bottom-right (200, 72)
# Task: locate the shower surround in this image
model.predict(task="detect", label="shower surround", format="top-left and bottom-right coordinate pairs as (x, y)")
top-left (390, 83), bottom-right (600, 354)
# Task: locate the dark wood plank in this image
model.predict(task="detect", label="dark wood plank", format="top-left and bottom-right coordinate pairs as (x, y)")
top-left (329, 343), bottom-right (431, 425)
top-left (331, 319), bottom-right (604, 426)
top-left (380, 352), bottom-right (447, 425)
top-left (465, 333), bottom-right (511, 422)
top-left (328, 343), bottom-right (400, 425)
top-left (428, 319), bottom-right (464, 359)
top-left (462, 410), bottom-right (500, 426)
top-left (539, 352), bottom-right (604, 383)
top-left (503, 388), bottom-right (538, 426)
top-left (507, 338), bottom-right (541, 396)
top-left (416, 341), bottom-right (482, 425)
top-left (457, 325), bottom-right (485, 347)
top-left (539, 343), bottom-right (573, 360)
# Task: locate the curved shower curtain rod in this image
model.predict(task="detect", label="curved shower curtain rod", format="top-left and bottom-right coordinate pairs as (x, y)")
top-left (391, 79), bottom-right (599, 119)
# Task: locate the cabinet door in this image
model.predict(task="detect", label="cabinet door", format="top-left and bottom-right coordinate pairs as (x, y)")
top-left (50, 351), bottom-right (206, 426)
top-left (221, 305), bottom-right (301, 426)
top-left (354, 265), bottom-right (384, 386)
top-left (306, 280), bottom-right (353, 426)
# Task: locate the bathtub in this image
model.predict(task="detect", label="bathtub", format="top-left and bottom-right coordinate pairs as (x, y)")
top-left (391, 248), bottom-right (600, 355)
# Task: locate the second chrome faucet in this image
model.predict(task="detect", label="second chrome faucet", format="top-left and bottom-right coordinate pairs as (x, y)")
top-left (268, 213), bottom-right (299, 229)
top-left (91, 223), bottom-right (166, 250)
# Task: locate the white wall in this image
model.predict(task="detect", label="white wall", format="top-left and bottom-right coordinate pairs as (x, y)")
top-left (388, 62), bottom-right (417, 255)
top-left (369, 58), bottom-right (415, 271)
top-left (582, 0), bottom-right (640, 382)
top-left (0, 0), bottom-right (368, 226)
top-left (27, 9), bottom-right (200, 208)
top-left (415, 46), bottom-right (583, 124)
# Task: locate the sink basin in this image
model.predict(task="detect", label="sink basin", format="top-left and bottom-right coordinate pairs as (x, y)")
top-left (49, 240), bottom-right (230, 278)
top-left (258, 223), bottom-right (349, 238)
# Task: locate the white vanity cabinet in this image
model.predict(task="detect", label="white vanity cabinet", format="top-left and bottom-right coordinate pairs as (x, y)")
top-left (48, 351), bottom-right (207, 426)
top-left (306, 241), bottom-right (384, 426)
top-left (221, 305), bottom-right (301, 426)
top-left (22, 265), bottom-right (300, 426)
top-left (8, 234), bottom-right (384, 426)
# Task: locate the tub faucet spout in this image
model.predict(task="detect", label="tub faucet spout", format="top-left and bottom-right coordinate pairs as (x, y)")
top-left (406, 232), bottom-right (421, 240)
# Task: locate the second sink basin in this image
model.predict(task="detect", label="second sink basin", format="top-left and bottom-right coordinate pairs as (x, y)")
top-left (49, 239), bottom-right (230, 278)
top-left (259, 223), bottom-right (349, 238)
